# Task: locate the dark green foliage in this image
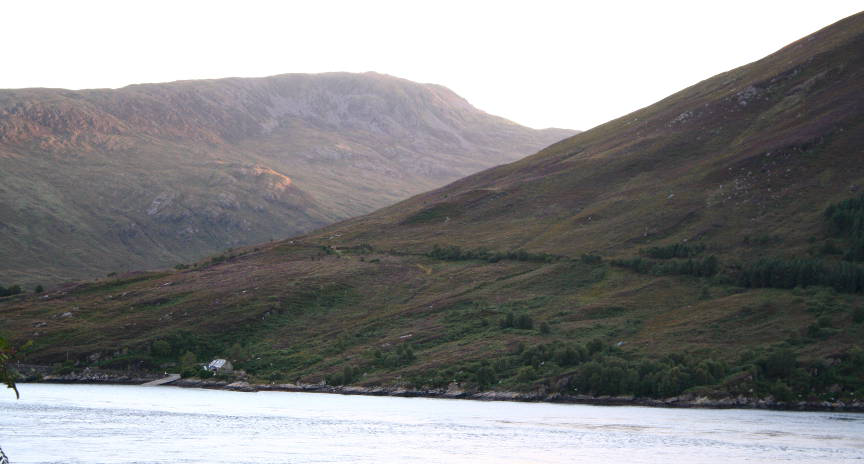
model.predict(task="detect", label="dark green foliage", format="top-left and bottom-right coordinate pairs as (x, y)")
top-left (820, 240), bottom-right (842, 256)
top-left (643, 243), bottom-right (705, 259)
top-left (499, 312), bottom-right (533, 330)
top-left (0, 284), bottom-right (22, 297)
top-left (508, 341), bottom-right (729, 398)
top-left (52, 360), bottom-right (76, 376)
top-left (804, 287), bottom-right (847, 314)
top-left (515, 366), bottom-right (537, 383)
top-left (475, 362), bottom-right (496, 389)
top-left (33, 284), bottom-right (44, 294)
top-left (520, 342), bottom-right (589, 367)
top-left (373, 344), bottom-right (415, 369)
top-left (739, 258), bottom-right (864, 293)
top-left (344, 243), bottom-right (374, 254)
top-left (403, 338), bottom-right (864, 402)
top-left (539, 321), bottom-right (551, 335)
top-left (0, 337), bottom-right (23, 398)
top-left (580, 254), bottom-right (603, 265)
top-left (179, 351), bottom-right (197, 371)
top-left (163, 331), bottom-right (221, 359)
top-left (586, 338), bottom-right (605, 355)
top-left (243, 351), bottom-right (323, 376)
top-left (402, 203), bottom-right (462, 225)
top-left (825, 194), bottom-right (864, 262)
top-left (426, 245), bottom-right (561, 263)
top-left (744, 346), bottom-right (864, 401)
top-left (853, 307), bottom-right (864, 324)
top-left (805, 315), bottom-right (839, 340)
top-left (227, 343), bottom-right (249, 363)
top-left (151, 340), bottom-right (172, 358)
top-left (757, 348), bottom-right (797, 379)
top-left (565, 353), bottom-right (733, 398)
top-left (95, 353), bottom-right (159, 370)
top-left (327, 365), bottom-right (360, 385)
top-left (769, 381), bottom-right (796, 403)
top-left (744, 235), bottom-right (784, 246)
top-left (611, 256), bottom-right (718, 277)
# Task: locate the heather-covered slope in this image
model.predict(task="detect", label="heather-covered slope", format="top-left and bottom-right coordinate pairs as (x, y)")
top-left (319, 17), bottom-right (864, 260)
top-left (2, 13), bottom-right (863, 405)
top-left (0, 72), bottom-right (575, 285)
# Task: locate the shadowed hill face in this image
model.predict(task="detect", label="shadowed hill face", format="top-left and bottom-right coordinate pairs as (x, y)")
top-left (0, 72), bottom-right (576, 285)
top-left (2, 14), bottom-right (863, 402)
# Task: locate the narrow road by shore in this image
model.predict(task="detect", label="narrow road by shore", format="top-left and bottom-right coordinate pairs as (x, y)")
top-left (141, 374), bottom-right (181, 386)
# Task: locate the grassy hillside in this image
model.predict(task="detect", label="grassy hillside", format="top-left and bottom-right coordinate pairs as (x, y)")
top-left (2, 13), bottom-right (864, 404)
top-left (0, 72), bottom-right (575, 287)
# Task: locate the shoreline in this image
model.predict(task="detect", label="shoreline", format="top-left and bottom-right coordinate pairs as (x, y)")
top-left (24, 370), bottom-right (864, 413)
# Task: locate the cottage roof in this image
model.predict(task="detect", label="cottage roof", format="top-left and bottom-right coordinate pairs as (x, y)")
top-left (208, 359), bottom-right (228, 369)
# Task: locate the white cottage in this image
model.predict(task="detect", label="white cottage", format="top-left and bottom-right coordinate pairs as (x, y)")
top-left (206, 358), bottom-right (233, 373)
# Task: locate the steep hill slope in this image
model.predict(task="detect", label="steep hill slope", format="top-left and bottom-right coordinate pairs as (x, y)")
top-left (2, 13), bottom-right (863, 405)
top-left (320, 22), bottom-right (863, 258)
top-left (0, 73), bottom-right (575, 285)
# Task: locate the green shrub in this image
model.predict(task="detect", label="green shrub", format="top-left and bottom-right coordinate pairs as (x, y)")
top-left (824, 193), bottom-right (864, 262)
top-left (179, 351), bottom-right (197, 371)
top-left (611, 256), bottom-right (718, 277)
top-left (474, 363), bottom-right (496, 390)
top-left (0, 285), bottom-right (22, 297)
top-left (739, 258), bottom-right (864, 293)
top-left (770, 381), bottom-right (796, 402)
top-left (426, 245), bottom-right (561, 263)
top-left (373, 344), bottom-right (415, 369)
top-left (500, 312), bottom-right (533, 330)
top-left (515, 366), bottom-right (538, 383)
top-left (853, 307), bottom-right (864, 324)
top-left (539, 321), bottom-right (551, 335)
top-left (402, 203), bottom-right (462, 225)
top-left (757, 348), bottom-right (797, 379)
top-left (643, 243), bottom-right (705, 259)
top-left (151, 340), bottom-right (172, 358)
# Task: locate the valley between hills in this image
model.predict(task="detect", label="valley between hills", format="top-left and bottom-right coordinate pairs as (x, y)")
top-left (2, 12), bottom-right (864, 407)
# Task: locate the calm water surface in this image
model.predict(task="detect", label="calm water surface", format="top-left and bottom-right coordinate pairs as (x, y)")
top-left (1, 384), bottom-right (863, 463)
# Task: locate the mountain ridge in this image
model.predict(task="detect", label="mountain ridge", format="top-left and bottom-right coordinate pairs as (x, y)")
top-left (0, 72), bottom-right (576, 285)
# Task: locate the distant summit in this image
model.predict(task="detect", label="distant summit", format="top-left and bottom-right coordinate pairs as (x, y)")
top-left (0, 72), bottom-right (577, 285)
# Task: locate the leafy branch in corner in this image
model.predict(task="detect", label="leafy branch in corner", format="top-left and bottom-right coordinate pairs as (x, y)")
top-left (0, 337), bottom-right (30, 399)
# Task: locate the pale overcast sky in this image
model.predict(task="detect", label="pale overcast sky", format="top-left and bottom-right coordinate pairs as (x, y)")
top-left (2, 1), bottom-right (861, 130)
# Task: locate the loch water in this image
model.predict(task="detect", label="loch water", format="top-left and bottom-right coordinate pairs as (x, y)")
top-left (1, 383), bottom-right (863, 463)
